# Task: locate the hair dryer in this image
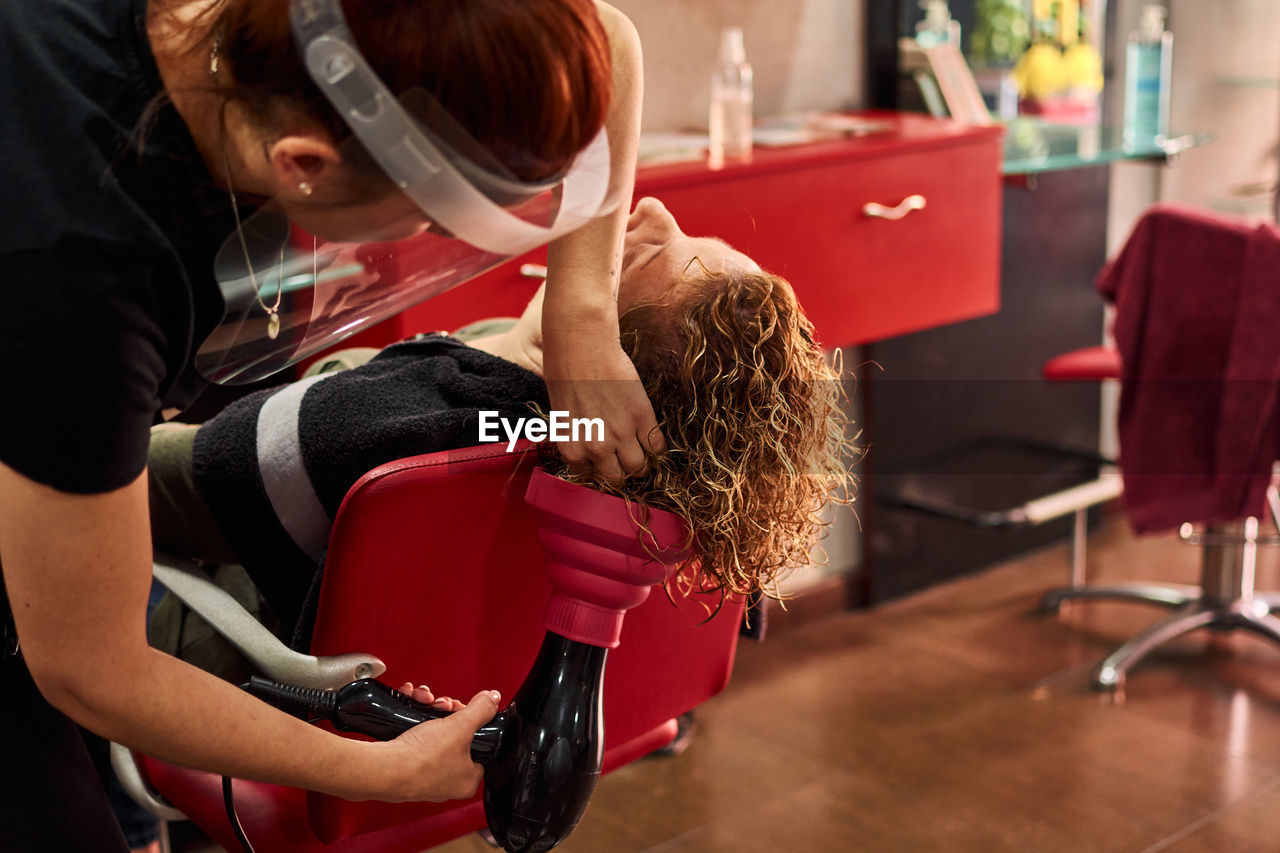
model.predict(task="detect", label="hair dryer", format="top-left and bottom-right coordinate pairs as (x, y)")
top-left (249, 468), bottom-right (691, 852)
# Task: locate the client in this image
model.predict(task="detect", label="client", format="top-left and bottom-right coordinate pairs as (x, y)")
top-left (148, 198), bottom-right (856, 642)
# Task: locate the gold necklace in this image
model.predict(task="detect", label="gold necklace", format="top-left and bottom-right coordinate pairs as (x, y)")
top-left (212, 34), bottom-right (284, 340)
top-left (220, 155), bottom-right (285, 340)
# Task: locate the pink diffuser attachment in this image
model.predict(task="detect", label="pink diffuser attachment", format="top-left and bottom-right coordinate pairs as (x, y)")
top-left (480, 468), bottom-right (692, 852)
top-left (526, 467), bottom-right (692, 647)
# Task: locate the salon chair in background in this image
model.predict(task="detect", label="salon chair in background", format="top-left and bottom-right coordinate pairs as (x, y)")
top-left (1040, 204), bottom-right (1280, 691)
top-left (113, 442), bottom-right (745, 851)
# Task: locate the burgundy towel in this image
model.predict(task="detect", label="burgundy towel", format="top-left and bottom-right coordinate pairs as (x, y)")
top-left (1100, 204), bottom-right (1280, 533)
top-left (1217, 217), bottom-right (1280, 518)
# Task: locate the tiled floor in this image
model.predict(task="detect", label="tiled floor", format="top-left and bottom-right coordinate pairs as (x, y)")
top-left (181, 516), bottom-right (1280, 852)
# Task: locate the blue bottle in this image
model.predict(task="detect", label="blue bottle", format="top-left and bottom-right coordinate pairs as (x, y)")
top-left (1123, 5), bottom-right (1173, 149)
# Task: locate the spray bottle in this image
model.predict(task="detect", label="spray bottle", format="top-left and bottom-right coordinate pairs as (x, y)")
top-left (1123, 5), bottom-right (1173, 147)
top-left (708, 27), bottom-right (753, 169)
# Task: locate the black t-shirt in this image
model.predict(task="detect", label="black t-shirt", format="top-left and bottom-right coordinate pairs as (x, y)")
top-left (0, 0), bottom-right (230, 494)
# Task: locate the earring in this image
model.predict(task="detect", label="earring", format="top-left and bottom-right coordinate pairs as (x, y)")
top-left (298, 181), bottom-right (314, 196)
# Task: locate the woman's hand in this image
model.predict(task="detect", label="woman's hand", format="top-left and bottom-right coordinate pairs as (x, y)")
top-left (374, 689), bottom-right (501, 803)
top-left (542, 319), bottom-right (665, 482)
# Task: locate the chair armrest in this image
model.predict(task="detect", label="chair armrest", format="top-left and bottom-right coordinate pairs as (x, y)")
top-left (153, 553), bottom-right (385, 690)
top-left (110, 741), bottom-right (188, 822)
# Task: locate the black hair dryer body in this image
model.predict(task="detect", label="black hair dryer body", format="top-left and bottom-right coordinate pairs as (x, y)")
top-left (481, 631), bottom-right (607, 852)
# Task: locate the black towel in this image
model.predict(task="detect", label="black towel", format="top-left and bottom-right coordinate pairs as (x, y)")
top-left (192, 335), bottom-right (548, 632)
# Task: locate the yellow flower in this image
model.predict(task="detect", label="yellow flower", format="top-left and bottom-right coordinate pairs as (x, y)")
top-left (1062, 43), bottom-right (1103, 93)
top-left (1012, 43), bottom-right (1066, 99)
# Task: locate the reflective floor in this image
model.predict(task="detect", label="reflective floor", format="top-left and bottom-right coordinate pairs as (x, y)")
top-left (180, 516), bottom-right (1280, 852)
top-left (440, 515), bottom-right (1280, 853)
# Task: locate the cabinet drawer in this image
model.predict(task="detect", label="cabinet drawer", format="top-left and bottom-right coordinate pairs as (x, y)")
top-left (643, 138), bottom-right (1002, 348)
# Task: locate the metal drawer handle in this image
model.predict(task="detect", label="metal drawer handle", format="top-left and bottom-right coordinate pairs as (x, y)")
top-left (862, 194), bottom-right (927, 220)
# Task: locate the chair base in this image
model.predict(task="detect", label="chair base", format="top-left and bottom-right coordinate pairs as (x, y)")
top-left (1041, 518), bottom-right (1280, 691)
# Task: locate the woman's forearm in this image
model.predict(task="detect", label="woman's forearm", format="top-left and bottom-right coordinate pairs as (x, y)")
top-left (543, 2), bottom-right (643, 319)
top-left (1, 463), bottom-right (484, 804)
top-left (49, 643), bottom-right (390, 801)
top-left (536, 5), bottom-right (661, 479)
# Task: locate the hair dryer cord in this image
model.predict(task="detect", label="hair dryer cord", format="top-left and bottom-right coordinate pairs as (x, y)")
top-left (223, 774), bottom-right (255, 853)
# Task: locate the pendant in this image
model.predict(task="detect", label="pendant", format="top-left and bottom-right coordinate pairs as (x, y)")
top-left (267, 312), bottom-right (281, 340)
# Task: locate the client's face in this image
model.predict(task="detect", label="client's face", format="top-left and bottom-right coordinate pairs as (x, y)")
top-left (619, 197), bottom-right (760, 310)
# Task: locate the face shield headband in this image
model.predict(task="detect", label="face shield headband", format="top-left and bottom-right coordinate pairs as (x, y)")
top-left (196, 0), bottom-right (619, 385)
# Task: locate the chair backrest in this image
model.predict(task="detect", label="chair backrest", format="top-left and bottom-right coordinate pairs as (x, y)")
top-left (142, 443), bottom-right (744, 852)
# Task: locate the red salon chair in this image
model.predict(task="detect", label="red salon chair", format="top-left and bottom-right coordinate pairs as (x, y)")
top-left (1039, 283), bottom-right (1280, 691)
top-left (114, 442), bottom-right (744, 851)
top-left (1041, 344), bottom-right (1121, 383)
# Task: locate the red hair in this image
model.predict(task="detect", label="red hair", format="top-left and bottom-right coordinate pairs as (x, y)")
top-left (207, 0), bottom-right (612, 181)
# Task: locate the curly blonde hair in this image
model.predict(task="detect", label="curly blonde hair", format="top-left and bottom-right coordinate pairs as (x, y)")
top-left (555, 266), bottom-right (859, 601)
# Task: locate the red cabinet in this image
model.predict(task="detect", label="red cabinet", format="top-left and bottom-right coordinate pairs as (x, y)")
top-left (331, 112), bottom-right (1003, 352)
top-left (637, 113), bottom-right (1003, 347)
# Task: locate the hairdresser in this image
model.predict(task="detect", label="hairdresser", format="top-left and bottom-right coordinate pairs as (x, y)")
top-left (0, 0), bottom-right (658, 849)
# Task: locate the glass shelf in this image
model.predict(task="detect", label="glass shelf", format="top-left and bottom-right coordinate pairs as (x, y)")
top-left (1002, 119), bottom-right (1213, 175)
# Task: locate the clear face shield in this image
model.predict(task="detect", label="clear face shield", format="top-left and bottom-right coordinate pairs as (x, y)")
top-left (196, 0), bottom-right (621, 385)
